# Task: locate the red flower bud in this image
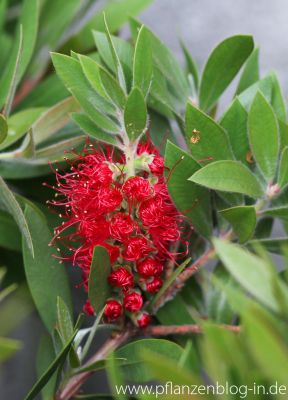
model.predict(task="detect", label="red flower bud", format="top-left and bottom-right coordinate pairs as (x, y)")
top-left (149, 155), bottom-right (164, 176)
top-left (145, 276), bottom-right (163, 293)
top-left (122, 176), bottom-right (153, 203)
top-left (123, 292), bottom-right (143, 312)
top-left (83, 299), bottom-right (95, 316)
top-left (137, 258), bottom-right (163, 277)
top-left (122, 236), bottom-right (152, 261)
top-left (136, 312), bottom-right (151, 328)
top-left (104, 299), bottom-right (122, 321)
top-left (109, 212), bottom-right (135, 241)
top-left (108, 267), bottom-right (134, 288)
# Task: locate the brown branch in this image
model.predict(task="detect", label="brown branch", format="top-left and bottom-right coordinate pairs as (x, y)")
top-left (152, 247), bottom-right (215, 313)
top-left (144, 324), bottom-right (241, 336)
top-left (56, 329), bottom-right (131, 400)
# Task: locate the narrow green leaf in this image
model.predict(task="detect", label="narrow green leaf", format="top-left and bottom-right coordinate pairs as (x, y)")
top-left (199, 35), bottom-right (254, 110)
top-left (263, 206), bottom-right (288, 220)
top-left (278, 146), bottom-right (288, 189)
top-left (133, 25), bottom-right (153, 97)
top-left (23, 203), bottom-right (72, 331)
top-left (180, 39), bottom-right (199, 90)
top-left (51, 53), bottom-right (119, 133)
top-left (164, 141), bottom-right (212, 237)
top-left (0, 114), bottom-right (8, 144)
top-left (36, 335), bottom-right (57, 400)
top-left (24, 331), bottom-right (77, 400)
top-left (0, 177), bottom-right (34, 256)
top-left (189, 160), bottom-right (264, 198)
top-left (271, 72), bottom-right (287, 122)
top-left (219, 98), bottom-right (249, 164)
top-left (220, 206), bottom-right (256, 243)
top-left (32, 97), bottom-right (79, 145)
top-left (0, 336), bottom-right (22, 363)
top-left (149, 258), bottom-right (191, 310)
top-left (124, 87), bottom-right (147, 141)
top-left (248, 238), bottom-right (288, 254)
top-left (235, 48), bottom-right (259, 95)
top-left (57, 297), bottom-right (74, 343)
top-left (238, 74), bottom-right (274, 111)
top-left (99, 67), bottom-right (126, 109)
top-left (106, 353), bottom-right (127, 400)
top-left (115, 339), bottom-right (184, 383)
top-left (35, 136), bottom-right (86, 160)
top-left (213, 238), bottom-right (288, 313)
top-left (130, 18), bottom-right (189, 102)
top-left (103, 14), bottom-right (127, 93)
top-left (185, 102), bottom-right (233, 163)
top-left (72, 113), bottom-right (117, 146)
top-left (0, 107), bottom-right (46, 151)
top-left (88, 246), bottom-right (111, 314)
top-left (248, 91), bottom-right (279, 181)
top-left (78, 54), bottom-right (109, 99)
top-left (1, 26), bottom-right (23, 116)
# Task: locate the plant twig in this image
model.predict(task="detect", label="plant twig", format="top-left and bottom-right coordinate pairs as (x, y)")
top-left (56, 329), bottom-right (131, 400)
top-left (143, 324), bottom-right (241, 336)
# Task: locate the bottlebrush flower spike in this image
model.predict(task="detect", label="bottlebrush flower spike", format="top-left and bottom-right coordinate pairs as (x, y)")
top-left (46, 137), bottom-right (187, 328)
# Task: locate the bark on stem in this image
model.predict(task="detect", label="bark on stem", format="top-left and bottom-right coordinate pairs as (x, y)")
top-left (144, 324), bottom-right (241, 336)
top-left (56, 329), bottom-right (131, 400)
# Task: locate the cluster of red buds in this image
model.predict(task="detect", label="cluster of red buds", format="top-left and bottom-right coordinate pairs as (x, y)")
top-left (46, 136), bottom-right (185, 328)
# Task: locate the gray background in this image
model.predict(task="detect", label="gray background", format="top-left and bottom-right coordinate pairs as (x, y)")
top-left (1, 1), bottom-right (288, 399)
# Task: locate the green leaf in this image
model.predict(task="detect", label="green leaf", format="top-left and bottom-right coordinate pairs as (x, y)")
top-left (213, 238), bottom-right (288, 313)
top-left (219, 98), bottom-right (249, 164)
top-left (115, 339), bottom-right (184, 382)
top-left (36, 335), bottom-right (57, 400)
top-left (99, 67), bottom-right (126, 109)
top-left (0, 114), bottom-right (8, 144)
top-left (164, 141), bottom-right (212, 237)
top-left (156, 294), bottom-right (195, 326)
top-left (189, 160), bottom-right (264, 198)
top-left (149, 258), bottom-right (191, 310)
top-left (124, 87), bottom-right (147, 141)
top-left (72, 113), bottom-right (117, 146)
top-left (57, 297), bottom-right (74, 343)
top-left (130, 18), bottom-right (189, 103)
top-left (106, 353), bottom-right (127, 400)
top-left (23, 203), bottom-right (72, 331)
top-left (271, 72), bottom-right (286, 122)
top-left (248, 91), bottom-right (279, 181)
top-left (238, 74), bottom-right (274, 111)
top-left (185, 103), bottom-right (233, 163)
top-left (244, 306), bottom-right (288, 384)
top-left (235, 48), bottom-right (259, 95)
top-left (248, 238), bottom-right (288, 254)
top-left (199, 35), bottom-right (254, 110)
top-left (180, 39), bottom-right (199, 90)
top-left (263, 206), bottom-right (288, 220)
top-left (220, 206), bottom-right (256, 243)
top-left (133, 25), bottom-right (153, 97)
top-left (278, 146), bottom-right (288, 189)
top-left (0, 336), bottom-right (22, 363)
top-left (103, 15), bottom-right (127, 93)
top-left (88, 246), bottom-right (111, 314)
top-left (51, 53), bottom-right (119, 133)
top-left (17, 0), bottom-right (38, 81)
top-left (0, 107), bottom-right (46, 151)
top-left (0, 26), bottom-right (23, 115)
top-left (24, 330), bottom-right (77, 400)
top-left (0, 210), bottom-right (21, 252)
top-left (0, 177), bottom-right (34, 256)
top-left (78, 55), bottom-right (109, 99)
top-left (32, 97), bottom-right (79, 145)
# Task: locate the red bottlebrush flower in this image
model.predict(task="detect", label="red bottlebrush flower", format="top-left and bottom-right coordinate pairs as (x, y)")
top-left (104, 299), bottom-right (122, 321)
top-left (137, 258), bottom-right (163, 277)
top-left (145, 276), bottom-right (163, 293)
top-left (122, 176), bottom-right (153, 203)
top-left (108, 267), bottom-right (134, 288)
top-left (123, 291), bottom-right (143, 312)
top-left (136, 312), bottom-right (151, 328)
top-left (109, 212), bottom-right (135, 241)
top-left (83, 299), bottom-right (95, 316)
top-left (48, 137), bottom-right (187, 328)
top-left (122, 236), bottom-right (153, 261)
